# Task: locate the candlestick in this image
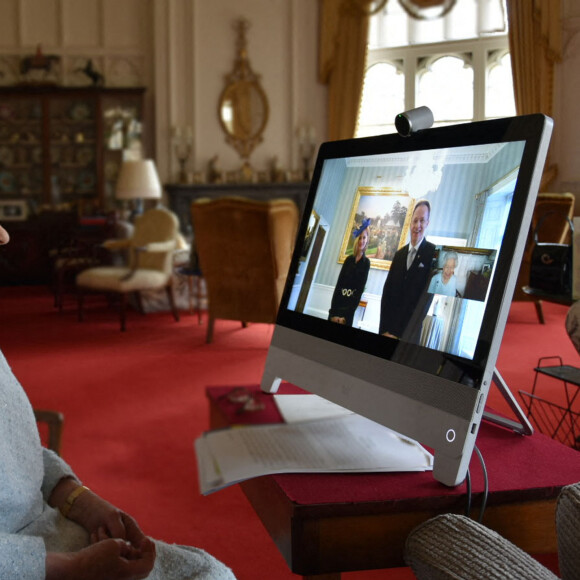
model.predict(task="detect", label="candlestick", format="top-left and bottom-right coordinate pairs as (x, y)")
top-left (172, 125), bottom-right (193, 183)
top-left (297, 124), bottom-right (316, 182)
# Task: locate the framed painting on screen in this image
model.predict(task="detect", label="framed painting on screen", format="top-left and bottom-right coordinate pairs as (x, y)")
top-left (338, 187), bottom-right (413, 271)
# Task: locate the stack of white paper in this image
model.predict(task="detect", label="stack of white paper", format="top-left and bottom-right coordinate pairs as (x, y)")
top-left (273, 394), bottom-right (353, 423)
top-left (195, 395), bottom-right (433, 495)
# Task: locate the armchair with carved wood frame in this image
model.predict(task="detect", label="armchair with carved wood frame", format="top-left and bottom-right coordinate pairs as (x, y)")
top-left (76, 207), bottom-right (181, 331)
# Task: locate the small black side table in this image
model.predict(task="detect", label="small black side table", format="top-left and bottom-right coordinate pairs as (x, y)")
top-left (519, 356), bottom-right (580, 449)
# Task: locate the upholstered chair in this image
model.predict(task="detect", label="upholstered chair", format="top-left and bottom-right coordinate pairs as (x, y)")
top-left (76, 207), bottom-right (181, 331)
top-left (190, 196), bottom-right (299, 343)
top-left (404, 482), bottom-right (580, 580)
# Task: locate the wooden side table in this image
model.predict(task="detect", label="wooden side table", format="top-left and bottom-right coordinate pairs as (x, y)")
top-left (206, 385), bottom-right (580, 578)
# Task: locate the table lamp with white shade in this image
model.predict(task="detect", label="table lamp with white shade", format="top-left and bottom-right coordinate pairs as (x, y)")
top-left (115, 159), bottom-right (162, 218)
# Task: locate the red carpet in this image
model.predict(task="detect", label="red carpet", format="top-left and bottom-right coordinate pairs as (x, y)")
top-left (0, 286), bottom-right (575, 579)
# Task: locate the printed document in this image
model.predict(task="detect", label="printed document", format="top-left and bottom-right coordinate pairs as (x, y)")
top-left (195, 411), bottom-right (433, 495)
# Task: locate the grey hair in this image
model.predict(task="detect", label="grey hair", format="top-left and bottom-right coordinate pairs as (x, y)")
top-left (442, 251), bottom-right (458, 267)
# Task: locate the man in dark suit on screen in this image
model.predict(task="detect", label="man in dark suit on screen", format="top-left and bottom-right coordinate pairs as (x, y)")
top-left (379, 199), bottom-right (436, 342)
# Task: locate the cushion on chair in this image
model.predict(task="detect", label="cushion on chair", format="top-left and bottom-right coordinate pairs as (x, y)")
top-left (405, 514), bottom-right (558, 580)
top-left (557, 482), bottom-right (580, 580)
top-left (77, 267), bottom-right (170, 293)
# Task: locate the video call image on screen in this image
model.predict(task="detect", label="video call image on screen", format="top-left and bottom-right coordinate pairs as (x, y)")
top-left (287, 140), bottom-right (526, 362)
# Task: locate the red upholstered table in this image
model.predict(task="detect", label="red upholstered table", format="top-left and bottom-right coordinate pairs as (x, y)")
top-left (207, 384), bottom-right (580, 579)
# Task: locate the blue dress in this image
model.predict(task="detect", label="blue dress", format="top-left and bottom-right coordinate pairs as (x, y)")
top-left (427, 272), bottom-right (457, 297)
top-left (0, 350), bottom-right (235, 579)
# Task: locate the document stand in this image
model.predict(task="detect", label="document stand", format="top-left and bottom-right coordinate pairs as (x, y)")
top-left (483, 369), bottom-right (533, 435)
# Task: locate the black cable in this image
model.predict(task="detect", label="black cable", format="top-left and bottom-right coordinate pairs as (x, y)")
top-left (474, 445), bottom-right (489, 523)
top-left (464, 468), bottom-right (472, 517)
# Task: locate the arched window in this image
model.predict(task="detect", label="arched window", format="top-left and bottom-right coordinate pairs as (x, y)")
top-left (417, 55), bottom-right (474, 125)
top-left (486, 51), bottom-right (515, 118)
top-left (358, 0), bottom-right (513, 137)
top-left (357, 62), bottom-right (404, 137)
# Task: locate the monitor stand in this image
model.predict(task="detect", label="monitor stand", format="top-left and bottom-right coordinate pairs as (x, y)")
top-left (483, 369), bottom-right (533, 435)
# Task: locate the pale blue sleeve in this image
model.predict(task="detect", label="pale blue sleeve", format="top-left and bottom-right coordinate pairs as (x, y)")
top-left (0, 534), bottom-right (45, 580)
top-left (41, 448), bottom-right (77, 502)
top-left (0, 451), bottom-right (79, 580)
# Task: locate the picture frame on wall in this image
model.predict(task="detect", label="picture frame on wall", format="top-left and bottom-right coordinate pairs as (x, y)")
top-left (0, 200), bottom-right (28, 221)
top-left (338, 187), bottom-right (414, 271)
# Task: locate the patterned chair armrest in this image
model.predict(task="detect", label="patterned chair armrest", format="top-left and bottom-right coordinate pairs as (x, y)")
top-left (557, 482), bottom-right (580, 580)
top-left (405, 514), bottom-right (558, 580)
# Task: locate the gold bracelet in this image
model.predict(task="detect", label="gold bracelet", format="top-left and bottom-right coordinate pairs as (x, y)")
top-left (59, 485), bottom-right (89, 518)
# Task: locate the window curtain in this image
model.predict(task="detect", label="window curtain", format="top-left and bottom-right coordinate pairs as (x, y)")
top-left (319, 0), bottom-right (374, 141)
top-left (507, 0), bottom-right (562, 187)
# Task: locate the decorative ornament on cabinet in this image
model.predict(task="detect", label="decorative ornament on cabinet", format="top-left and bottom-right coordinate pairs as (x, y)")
top-left (207, 155), bottom-right (223, 185)
top-left (19, 45), bottom-right (61, 85)
top-left (74, 59), bottom-right (105, 87)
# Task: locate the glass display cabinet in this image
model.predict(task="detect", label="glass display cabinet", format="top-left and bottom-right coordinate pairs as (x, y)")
top-left (0, 86), bottom-right (145, 215)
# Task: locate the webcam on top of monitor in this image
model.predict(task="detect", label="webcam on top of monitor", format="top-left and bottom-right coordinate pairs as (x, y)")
top-left (395, 106), bottom-right (434, 137)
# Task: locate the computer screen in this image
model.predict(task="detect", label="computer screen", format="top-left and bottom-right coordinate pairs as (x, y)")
top-left (261, 114), bottom-right (553, 486)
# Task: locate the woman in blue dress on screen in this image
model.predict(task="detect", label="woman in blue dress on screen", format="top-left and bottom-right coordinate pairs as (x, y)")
top-left (428, 251), bottom-right (459, 297)
top-left (329, 218), bottom-right (371, 326)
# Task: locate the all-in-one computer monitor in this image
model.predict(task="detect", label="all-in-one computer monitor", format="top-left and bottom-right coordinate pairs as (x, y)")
top-left (261, 114), bottom-right (553, 486)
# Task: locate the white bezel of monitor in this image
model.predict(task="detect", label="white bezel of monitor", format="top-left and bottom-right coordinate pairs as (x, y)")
top-left (261, 114), bottom-right (553, 487)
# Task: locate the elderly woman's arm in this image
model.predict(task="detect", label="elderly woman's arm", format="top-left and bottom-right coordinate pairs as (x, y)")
top-left (43, 447), bottom-right (152, 550)
top-left (41, 449), bottom-right (155, 580)
top-left (0, 529), bottom-right (154, 580)
top-left (45, 539), bottom-right (155, 580)
top-left (41, 448), bottom-right (76, 500)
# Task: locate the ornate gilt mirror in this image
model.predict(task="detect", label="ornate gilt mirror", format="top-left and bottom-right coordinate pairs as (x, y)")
top-left (218, 19), bottom-right (269, 160)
